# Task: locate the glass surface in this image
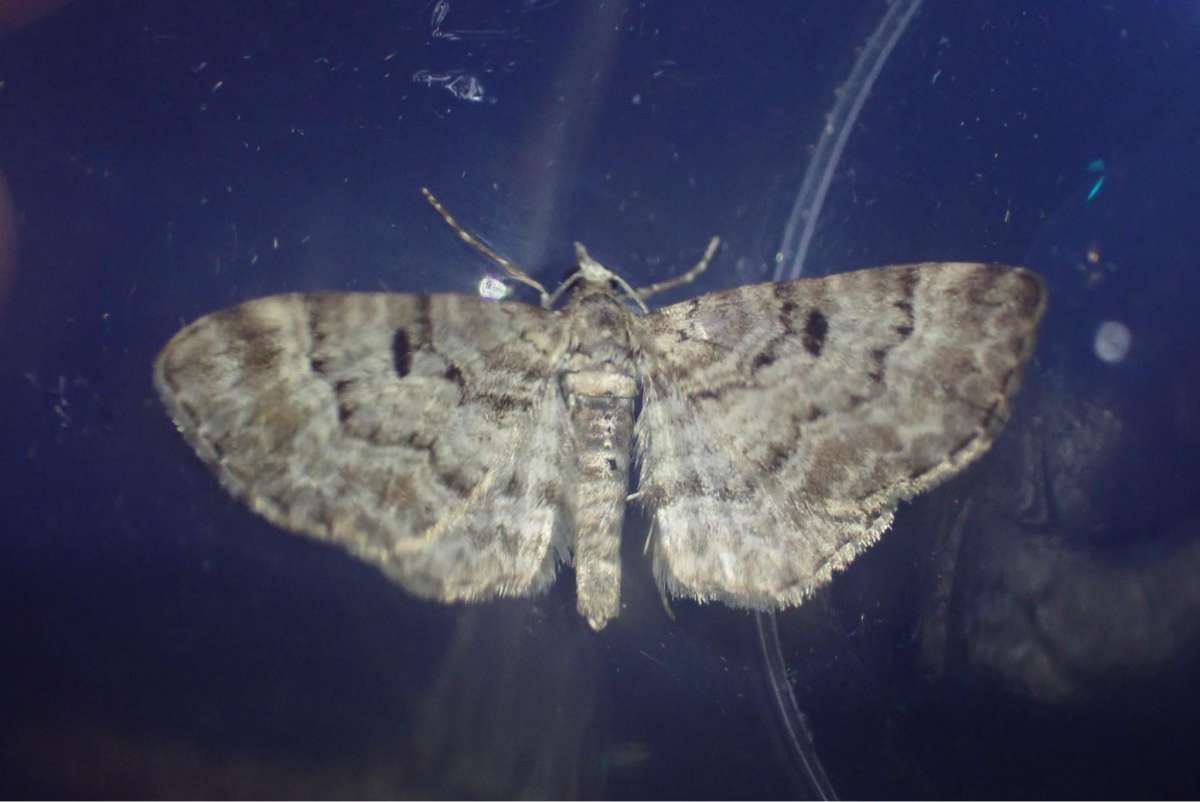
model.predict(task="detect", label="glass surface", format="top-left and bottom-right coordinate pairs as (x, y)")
top-left (2, 1), bottom-right (1197, 797)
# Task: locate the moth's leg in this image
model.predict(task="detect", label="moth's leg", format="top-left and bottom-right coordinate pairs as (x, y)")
top-left (636, 236), bottom-right (720, 302)
top-left (420, 187), bottom-right (551, 306)
top-left (544, 271), bottom-right (585, 309)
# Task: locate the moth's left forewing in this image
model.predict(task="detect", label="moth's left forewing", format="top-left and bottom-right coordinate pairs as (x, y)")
top-left (632, 263), bottom-right (1045, 611)
top-left (155, 292), bottom-right (576, 605)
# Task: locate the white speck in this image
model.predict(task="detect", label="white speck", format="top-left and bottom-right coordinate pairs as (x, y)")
top-left (1094, 320), bottom-right (1132, 363)
top-left (478, 276), bottom-right (509, 300)
top-left (931, 69), bottom-right (941, 85)
top-left (211, 80), bottom-right (223, 93)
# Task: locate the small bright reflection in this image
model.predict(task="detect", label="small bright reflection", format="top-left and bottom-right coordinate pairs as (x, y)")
top-left (478, 276), bottom-right (509, 300)
top-left (1094, 320), bottom-right (1132, 364)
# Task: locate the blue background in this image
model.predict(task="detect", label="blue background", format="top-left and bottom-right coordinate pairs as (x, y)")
top-left (2, 0), bottom-right (1199, 797)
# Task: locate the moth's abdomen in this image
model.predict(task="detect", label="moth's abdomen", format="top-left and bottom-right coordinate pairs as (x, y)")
top-left (561, 370), bottom-right (637, 630)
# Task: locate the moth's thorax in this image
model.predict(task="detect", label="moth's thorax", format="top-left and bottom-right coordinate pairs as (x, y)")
top-left (560, 287), bottom-right (640, 387)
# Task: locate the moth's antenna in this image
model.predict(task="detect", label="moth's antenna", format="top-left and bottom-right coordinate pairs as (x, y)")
top-left (637, 236), bottom-right (721, 302)
top-left (420, 187), bottom-right (551, 306)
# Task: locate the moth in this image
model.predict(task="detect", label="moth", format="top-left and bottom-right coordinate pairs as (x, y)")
top-left (155, 189), bottom-right (1045, 629)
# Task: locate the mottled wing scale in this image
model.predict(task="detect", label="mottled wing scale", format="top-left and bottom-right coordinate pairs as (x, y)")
top-left (634, 262), bottom-right (1045, 608)
top-left (155, 292), bottom-right (574, 602)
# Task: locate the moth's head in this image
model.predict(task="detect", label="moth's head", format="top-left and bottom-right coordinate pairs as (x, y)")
top-left (559, 242), bottom-right (649, 313)
top-left (572, 242), bottom-right (620, 288)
